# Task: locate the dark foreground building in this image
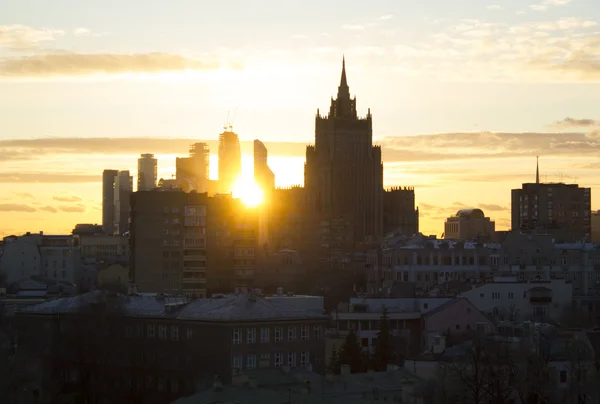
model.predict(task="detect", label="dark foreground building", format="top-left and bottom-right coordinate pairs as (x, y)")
top-left (16, 291), bottom-right (327, 403)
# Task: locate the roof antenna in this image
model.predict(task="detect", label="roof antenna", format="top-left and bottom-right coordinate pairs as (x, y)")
top-left (536, 156), bottom-right (540, 184)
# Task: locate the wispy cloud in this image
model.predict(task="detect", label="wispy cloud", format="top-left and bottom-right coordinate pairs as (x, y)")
top-left (59, 204), bottom-right (85, 213)
top-left (0, 204), bottom-right (36, 212)
top-left (551, 117), bottom-right (600, 128)
top-left (40, 206), bottom-right (58, 213)
top-left (0, 52), bottom-right (230, 77)
top-left (52, 193), bottom-right (82, 202)
top-left (487, 5), bottom-right (503, 10)
top-left (14, 192), bottom-right (34, 199)
top-left (0, 24), bottom-right (64, 51)
top-left (478, 203), bottom-right (508, 211)
top-left (529, 0), bottom-right (573, 12)
top-left (73, 27), bottom-right (91, 37)
top-left (378, 15), bottom-right (394, 21)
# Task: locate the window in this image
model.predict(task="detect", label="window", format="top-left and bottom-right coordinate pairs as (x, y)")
top-left (313, 326), bottom-right (321, 340)
top-left (186, 328), bottom-right (193, 340)
top-left (147, 325), bottom-right (155, 339)
top-left (492, 292), bottom-right (500, 299)
top-left (247, 328), bottom-right (256, 344)
top-left (456, 324), bottom-right (461, 330)
top-left (300, 351), bottom-right (309, 366)
top-left (232, 355), bottom-right (242, 370)
top-left (424, 303), bottom-right (429, 309)
top-left (260, 327), bottom-right (270, 343)
top-left (158, 325), bottom-right (167, 340)
top-left (125, 325), bottom-right (132, 338)
top-left (301, 326), bottom-right (309, 341)
top-left (246, 355), bottom-right (256, 370)
top-left (288, 326), bottom-right (296, 341)
top-left (232, 328), bottom-right (241, 344)
top-left (287, 352), bottom-right (296, 367)
top-left (508, 292), bottom-right (514, 299)
top-left (274, 353), bottom-right (283, 367)
top-left (559, 370), bottom-right (567, 384)
top-left (171, 326), bottom-right (179, 341)
top-left (260, 353), bottom-right (270, 366)
top-left (274, 327), bottom-right (282, 342)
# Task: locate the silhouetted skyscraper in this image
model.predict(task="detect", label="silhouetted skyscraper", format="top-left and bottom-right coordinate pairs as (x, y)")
top-left (253, 139), bottom-right (275, 195)
top-left (102, 169), bottom-right (118, 235)
top-left (138, 153), bottom-right (157, 191)
top-left (218, 131), bottom-right (241, 193)
top-left (114, 170), bottom-right (133, 235)
top-left (304, 57), bottom-right (383, 243)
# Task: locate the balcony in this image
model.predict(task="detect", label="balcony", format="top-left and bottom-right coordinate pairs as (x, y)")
top-left (530, 296), bottom-right (552, 304)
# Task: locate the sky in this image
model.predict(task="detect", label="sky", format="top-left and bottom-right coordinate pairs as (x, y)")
top-left (1, 0), bottom-right (600, 237)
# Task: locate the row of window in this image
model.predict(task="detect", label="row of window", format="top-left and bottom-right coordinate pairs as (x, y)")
top-left (125, 324), bottom-right (193, 340)
top-left (232, 351), bottom-right (312, 370)
top-left (232, 326), bottom-right (321, 344)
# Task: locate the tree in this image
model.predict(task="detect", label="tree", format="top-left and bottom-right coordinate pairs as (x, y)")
top-left (327, 346), bottom-right (340, 374)
top-left (338, 328), bottom-right (363, 373)
top-left (373, 306), bottom-right (393, 371)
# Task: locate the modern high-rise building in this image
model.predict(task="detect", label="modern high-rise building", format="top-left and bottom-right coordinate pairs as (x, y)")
top-left (102, 169), bottom-right (118, 235)
top-left (253, 139), bottom-right (275, 197)
top-left (511, 159), bottom-right (591, 242)
top-left (304, 57), bottom-right (383, 243)
top-left (114, 170), bottom-right (133, 235)
top-left (176, 143), bottom-right (210, 193)
top-left (137, 153), bottom-right (157, 191)
top-left (218, 131), bottom-right (241, 193)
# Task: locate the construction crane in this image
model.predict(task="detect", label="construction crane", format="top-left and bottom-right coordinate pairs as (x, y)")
top-left (223, 106), bottom-right (239, 132)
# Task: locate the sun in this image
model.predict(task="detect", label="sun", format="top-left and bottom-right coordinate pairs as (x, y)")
top-left (231, 176), bottom-right (264, 207)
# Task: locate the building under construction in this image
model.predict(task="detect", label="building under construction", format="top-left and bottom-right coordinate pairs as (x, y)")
top-left (175, 142), bottom-right (210, 193)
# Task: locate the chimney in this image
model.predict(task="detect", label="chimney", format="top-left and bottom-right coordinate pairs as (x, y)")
top-left (212, 375), bottom-right (222, 392)
top-left (340, 364), bottom-right (351, 376)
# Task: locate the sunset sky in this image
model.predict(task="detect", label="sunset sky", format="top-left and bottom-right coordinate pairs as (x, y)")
top-left (1, 0), bottom-right (600, 237)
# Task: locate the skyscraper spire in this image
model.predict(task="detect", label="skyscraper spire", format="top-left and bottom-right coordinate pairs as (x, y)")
top-left (536, 156), bottom-right (540, 184)
top-left (338, 55), bottom-right (349, 97)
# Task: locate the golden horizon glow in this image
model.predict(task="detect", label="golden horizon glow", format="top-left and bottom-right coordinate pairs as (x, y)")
top-left (231, 175), bottom-right (264, 207)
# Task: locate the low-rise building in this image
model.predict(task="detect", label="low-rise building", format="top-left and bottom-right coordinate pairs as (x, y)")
top-left (443, 208), bottom-right (495, 241)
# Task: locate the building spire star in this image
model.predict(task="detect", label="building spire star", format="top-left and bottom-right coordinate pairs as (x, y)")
top-left (339, 55), bottom-right (348, 91)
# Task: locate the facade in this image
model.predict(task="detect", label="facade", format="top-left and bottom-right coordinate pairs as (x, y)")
top-left (444, 208), bottom-right (495, 241)
top-left (258, 249), bottom-right (308, 293)
top-left (17, 291), bottom-right (327, 403)
top-left (592, 210), bottom-right (600, 242)
top-left (78, 234), bottom-right (129, 265)
top-left (176, 143), bottom-right (210, 193)
top-left (218, 131), bottom-right (241, 193)
top-left (102, 169), bottom-right (118, 235)
top-left (511, 182), bottom-right (591, 242)
top-left (130, 190), bottom-right (259, 296)
top-left (304, 58), bottom-right (383, 244)
top-left (461, 278), bottom-right (572, 321)
top-left (137, 153), bottom-right (158, 191)
top-left (114, 170), bottom-right (133, 235)
top-left (383, 187), bottom-right (419, 236)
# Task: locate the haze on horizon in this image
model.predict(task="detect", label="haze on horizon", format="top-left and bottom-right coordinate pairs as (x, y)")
top-left (1, 0), bottom-right (600, 237)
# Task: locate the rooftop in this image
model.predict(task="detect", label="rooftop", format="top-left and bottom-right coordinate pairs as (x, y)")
top-left (19, 291), bottom-right (327, 322)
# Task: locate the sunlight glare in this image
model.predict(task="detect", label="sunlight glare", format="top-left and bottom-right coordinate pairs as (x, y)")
top-left (231, 175), bottom-right (264, 207)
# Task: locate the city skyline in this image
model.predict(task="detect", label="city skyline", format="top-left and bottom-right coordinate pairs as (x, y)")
top-left (2, 0), bottom-right (600, 236)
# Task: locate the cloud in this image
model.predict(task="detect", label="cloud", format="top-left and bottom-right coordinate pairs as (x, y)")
top-left (529, 0), bottom-right (572, 12)
top-left (378, 15), bottom-right (394, 21)
top-left (14, 192), bottom-right (34, 199)
top-left (0, 172), bottom-right (99, 183)
top-left (59, 204), bottom-right (85, 213)
top-left (0, 203), bottom-right (36, 212)
top-left (487, 5), bottom-right (503, 10)
top-left (53, 194), bottom-right (82, 202)
top-left (40, 206), bottom-right (58, 213)
top-left (0, 52), bottom-right (231, 77)
top-left (341, 25), bottom-right (366, 32)
top-left (552, 117), bottom-right (600, 128)
top-left (292, 34), bottom-right (308, 39)
top-left (478, 203), bottom-right (508, 211)
top-left (0, 25), bottom-right (64, 51)
top-left (73, 28), bottom-right (91, 37)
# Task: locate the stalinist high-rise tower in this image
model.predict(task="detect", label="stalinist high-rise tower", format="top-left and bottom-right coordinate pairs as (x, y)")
top-left (304, 58), bottom-right (383, 243)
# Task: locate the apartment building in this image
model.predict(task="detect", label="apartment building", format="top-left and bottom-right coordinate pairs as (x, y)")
top-left (17, 291), bottom-right (327, 403)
